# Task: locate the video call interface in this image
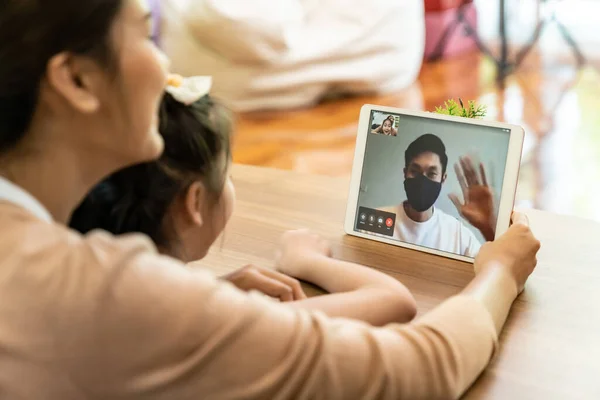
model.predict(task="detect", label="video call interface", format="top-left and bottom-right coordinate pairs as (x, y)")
top-left (354, 110), bottom-right (512, 258)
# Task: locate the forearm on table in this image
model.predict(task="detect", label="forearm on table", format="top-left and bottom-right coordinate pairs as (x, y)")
top-left (293, 255), bottom-right (406, 293)
top-left (100, 241), bottom-right (500, 399)
top-left (290, 287), bottom-right (416, 325)
top-left (176, 267), bottom-right (497, 398)
top-left (462, 262), bottom-right (519, 334)
top-left (288, 256), bottom-right (417, 324)
top-left (291, 295), bottom-right (499, 398)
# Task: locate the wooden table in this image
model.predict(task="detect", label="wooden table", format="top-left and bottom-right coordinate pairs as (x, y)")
top-left (197, 165), bottom-right (600, 399)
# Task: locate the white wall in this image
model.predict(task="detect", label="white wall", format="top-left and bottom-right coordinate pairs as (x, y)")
top-left (357, 112), bottom-right (511, 243)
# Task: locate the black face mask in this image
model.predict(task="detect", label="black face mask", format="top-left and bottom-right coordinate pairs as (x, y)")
top-left (404, 175), bottom-right (442, 212)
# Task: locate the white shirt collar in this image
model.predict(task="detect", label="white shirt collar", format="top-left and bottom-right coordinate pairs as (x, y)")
top-left (399, 203), bottom-right (438, 228)
top-left (0, 176), bottom-right (53, 223)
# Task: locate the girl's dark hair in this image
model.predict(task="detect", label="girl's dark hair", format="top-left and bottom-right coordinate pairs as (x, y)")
top-left (69, 92), bottom-right (233, 248)
top-left (0, 0), bottom-right (123, 153)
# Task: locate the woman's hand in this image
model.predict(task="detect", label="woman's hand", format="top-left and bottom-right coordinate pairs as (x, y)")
top-left (275, 229), bottom-right (332, 278)
top-left (474, 212), bottom-right (541, 294)
top-left (221, 265), bottom-right (307, 301)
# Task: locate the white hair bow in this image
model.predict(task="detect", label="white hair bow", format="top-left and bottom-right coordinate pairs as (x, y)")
top-left (165, 74), bottom-right (212, 105)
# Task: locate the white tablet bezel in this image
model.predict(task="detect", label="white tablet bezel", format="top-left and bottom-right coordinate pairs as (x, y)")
top-left (344, 104), bottom-right (525, 263)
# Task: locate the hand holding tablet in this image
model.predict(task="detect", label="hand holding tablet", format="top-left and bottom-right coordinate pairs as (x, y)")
top-left (345, 105), bottom-right (525, 263)
top-left (473, 211), bottom-right (540, 295)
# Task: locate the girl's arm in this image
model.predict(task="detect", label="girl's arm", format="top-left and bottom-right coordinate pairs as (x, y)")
top-left (88, 213), bottom-right (539, 399)
top-left (288, 256), bottom-right (417, 325)
top-left (275, 230), bottom-right (417, 326)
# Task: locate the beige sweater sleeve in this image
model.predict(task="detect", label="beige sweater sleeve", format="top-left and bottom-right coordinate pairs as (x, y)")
top-left (68, 232), bottom-right (498, 400)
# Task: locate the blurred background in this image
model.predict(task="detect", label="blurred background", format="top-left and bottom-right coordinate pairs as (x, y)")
top-left (157, 0), bottom-right (600, 221)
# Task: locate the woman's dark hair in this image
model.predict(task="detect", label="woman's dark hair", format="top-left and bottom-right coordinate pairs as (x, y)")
top-left (405, 133), bottom-right (448, 174)
top-left (69, 92), bottom-right (233, 248)
top-left (0, 0), bottom-right (123, 153)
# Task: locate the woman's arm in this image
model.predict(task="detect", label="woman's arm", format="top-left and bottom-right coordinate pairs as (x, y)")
top-left (275, 230), bottom-right (417, 326)
top-left (464, 212), bottom-right (540, 332)
top-left (83, 212), bottom-right (539, 399)
top-left (276, 212), bottom-right (538, 333)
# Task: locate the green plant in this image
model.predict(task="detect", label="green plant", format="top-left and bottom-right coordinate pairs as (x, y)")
top-left (434, 98), bottom-right (487, 119)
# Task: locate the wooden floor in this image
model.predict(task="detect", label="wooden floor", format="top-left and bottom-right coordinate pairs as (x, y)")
top-left (233, 49), bottom-right (600, 221)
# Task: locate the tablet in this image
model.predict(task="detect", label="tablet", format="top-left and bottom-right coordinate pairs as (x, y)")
top-left (344, 105), bottom-right (525, 263)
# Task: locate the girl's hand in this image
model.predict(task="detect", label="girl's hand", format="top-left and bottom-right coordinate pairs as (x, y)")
top-left (222, 265), bottom-right (307, 301)
top-left (275, 229), bottom-right (332, 278)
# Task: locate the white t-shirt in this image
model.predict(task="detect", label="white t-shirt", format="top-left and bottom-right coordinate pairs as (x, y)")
top-left (382, 204), bottom-right (481, 257)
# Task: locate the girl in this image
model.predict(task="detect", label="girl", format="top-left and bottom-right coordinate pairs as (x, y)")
top-left (0, 0), bottom-right (540, 398)
top-left (371, 115), bottom-right (398, 136)
top-left (69, 74), bottom-right (418, 324)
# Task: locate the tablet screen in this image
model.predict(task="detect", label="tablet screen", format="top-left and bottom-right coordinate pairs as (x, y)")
top-left (354, 110), bottom-right (512, 258)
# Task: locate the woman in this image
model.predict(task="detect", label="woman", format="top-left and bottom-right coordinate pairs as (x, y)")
top-left (69, 77), bottom-right (418, 325)
top-left (0, 1), bottom-right (540, 399)
top-left (371, 115), bottom-right (398, 136)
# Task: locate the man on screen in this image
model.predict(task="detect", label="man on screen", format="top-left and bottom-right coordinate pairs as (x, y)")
top-left (380, 134), bottom-right (496, 257)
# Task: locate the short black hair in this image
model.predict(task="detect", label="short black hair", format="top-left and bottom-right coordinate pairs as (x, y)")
top-left (405, 134), bottom-right (448, 174)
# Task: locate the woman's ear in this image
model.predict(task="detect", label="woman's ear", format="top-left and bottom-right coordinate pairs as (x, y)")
top-left (184, 181), bottom-right (207, 227)
top-left (46, 53), bottom-right (101, 113)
